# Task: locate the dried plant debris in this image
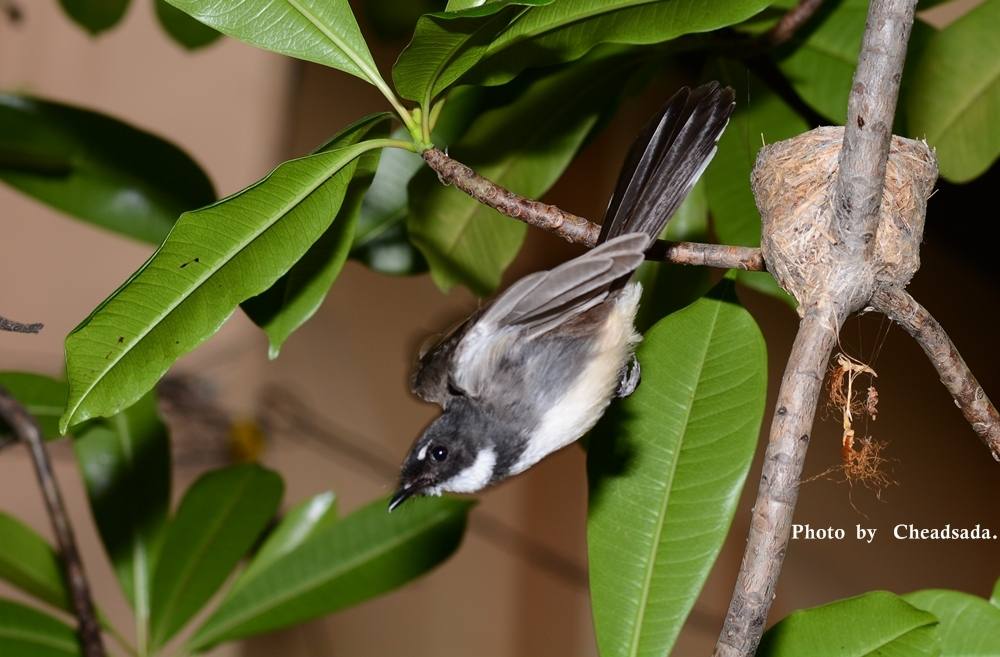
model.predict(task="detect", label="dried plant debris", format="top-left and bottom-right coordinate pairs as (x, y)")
top-left (820, 352), bottom-right (894, 493)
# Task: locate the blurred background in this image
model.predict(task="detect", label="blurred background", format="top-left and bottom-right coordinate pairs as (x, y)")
top-left (0, 1), bottom-right (996, 655)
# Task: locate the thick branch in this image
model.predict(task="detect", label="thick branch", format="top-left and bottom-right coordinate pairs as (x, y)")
top-left (0, 387), bottom-right (106, 657)
top-left (422, 148), bottom-right (765, 271)
top-left (0, 314), bottom-right (43, 333)
top-left (872, 286), bottom-right (1000, 461)
top-left (833, 0), bottom-right (917, 259)
top-left (715, 310), bottom-right (841, 657)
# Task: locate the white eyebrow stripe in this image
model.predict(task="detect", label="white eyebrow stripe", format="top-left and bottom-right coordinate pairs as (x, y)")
top-left (417, 444), bottom-right (428, 461)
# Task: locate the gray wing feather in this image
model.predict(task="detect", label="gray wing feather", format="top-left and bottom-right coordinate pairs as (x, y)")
top-left (410, 233), bottom-right (648, 404)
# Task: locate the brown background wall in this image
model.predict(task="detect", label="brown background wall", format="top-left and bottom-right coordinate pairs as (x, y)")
top-left (0, 2), bottom-right (996, 656)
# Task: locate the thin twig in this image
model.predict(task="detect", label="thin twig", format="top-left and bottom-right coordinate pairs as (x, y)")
top-left (761, 0), bottom-right (826, 48)
top-left (833, 0), bottom-right (918, 260)
top-left (0, 387), bottom-right (106, 657)
top-left (0, 314), bottom-right (43, 333)
top-left (421, 148), bottom-right (766, 271)
top-left (714, 311), bottom-right (841, 657)
top-left (872, 286), bottom-right (1000, 461)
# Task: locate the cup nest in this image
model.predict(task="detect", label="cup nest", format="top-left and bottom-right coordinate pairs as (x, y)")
top-left (752, 126), bottom-right (938, 310)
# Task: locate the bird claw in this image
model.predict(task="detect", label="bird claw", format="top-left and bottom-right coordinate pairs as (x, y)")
top-left (616, 353), bottom-right (641, 398)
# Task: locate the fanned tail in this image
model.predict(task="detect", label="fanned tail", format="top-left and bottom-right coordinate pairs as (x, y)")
top-left (598, 81), bottom-right (735, 246)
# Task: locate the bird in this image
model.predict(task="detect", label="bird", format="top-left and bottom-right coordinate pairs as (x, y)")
top-left (389, 81), bottom-right (736, 512)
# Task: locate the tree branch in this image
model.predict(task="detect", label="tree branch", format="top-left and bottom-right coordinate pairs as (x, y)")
top-left (761, 0), bottom-right (826, 48)
top-left (872, 286), bottom-right (1000, 461)
top-left (715, 2), bottom-right (918, 655)
top-left (0, 314), bottom-right (43, 333)
top-left (0, 387), bottom-right (106, 657)
top-left (833, 0), bottom-right (918, 259)
top-left (421, 148), bottom-right (765, 271)
top-left (714, 310), bottom-right (841, 657)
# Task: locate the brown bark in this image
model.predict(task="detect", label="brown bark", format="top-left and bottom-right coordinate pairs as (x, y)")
top-left (421, 147), bottom-right (766, 271)
top-left (0, 388), bottom-right (106, 657)
top-left (872, 286), bottom-right (1000, 461)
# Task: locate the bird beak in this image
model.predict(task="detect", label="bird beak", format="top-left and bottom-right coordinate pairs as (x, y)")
top-left (388, 483), bottom-right (416, 512)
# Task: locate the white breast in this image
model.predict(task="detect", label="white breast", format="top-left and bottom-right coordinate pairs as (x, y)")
top-left (509, 283), bottom-right (643, 475)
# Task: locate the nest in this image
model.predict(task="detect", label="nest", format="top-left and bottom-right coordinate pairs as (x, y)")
top-left (752, 127), bottom-right (938, 310)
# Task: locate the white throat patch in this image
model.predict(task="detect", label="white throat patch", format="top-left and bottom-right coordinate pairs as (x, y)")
top-left (438, 447), bottom-right (497, 494)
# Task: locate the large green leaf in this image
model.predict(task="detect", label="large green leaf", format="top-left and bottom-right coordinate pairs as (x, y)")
top-left (154, 0), bottom-right (222, 50)
top-left (392, 1), bottom-right (552, 103)
top-left (0, 514), bottom-right (69, 611)
top-left (60, 137), bottom-right (395, 432)
top-left (0, 94), bottom-right (214, 245)
top-left (757, 591), bottom-right (939, 657)
top-left (164, 0), bottom-right (386, 90)
top-left (0, 598), bottom-right (79, 657)
top-left (187, 496), bottom-right (470, 651)
top-left (57, 0), bottom-right (130, 35)
top-left (903, 0), bottom-right (1000, 182)
top-left (587, 281), bottom-right (766, 657)
top-left (149, 464), bottom-right (283, 650)
top-left (74, 391), bottom-right (169, 653)
top-left (703, 63), bottom-right (804, 306)
top-left (230, 491), bottom-right (338, 592)
top-left (0, 373), bottom-right (66, 441)
top-left (408, 54), bottom-right (624, 295)
top-left (460, 0), bottom-right (773, 88)
top-left (905, 588), bottom-right (1000, 657)
top-left (242, 114), bottom-right (391, 358)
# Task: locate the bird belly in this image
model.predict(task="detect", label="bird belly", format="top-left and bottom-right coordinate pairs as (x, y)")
top-left (509, 283), bottom-right (642, 475)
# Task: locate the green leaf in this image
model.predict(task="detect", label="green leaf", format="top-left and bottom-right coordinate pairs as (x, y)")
top-left (154, 0), bottom-right (222, 50)
top-left (73, 391), bottom-right (169, 651)
top-left (758, 591), bottom-right (940, 657)
top-left (163, 0), bottom-right (385, 89)
top-left (408, 54), bottom-right (624, 295)
top-left (0, 598), bottom-right (79, 657)
top-left (60, 138), bottom-right (392, 432)
top-left (392, 1), bottom-right (552, 103)
top-left (0, 373), bottom-right (67, 441)
top-left (461, 0), bottom-right (774, 88)
top-left (903, 0), bottom-right (1000, 182)
top-left (231, 491), bottom-right (338, 592)
top-left (187, 496), bottom-right (470, 651)
top-left (905, 588), bottom-right (1000, 657)
top-left (703, 63), bottom-right (804, 307)
top-left (776, 0), bottom-right (865, 124)
top-left (0, 94), bottom-right (214, 245)
top-left (0, 514), bottom-right (69, 611)
top-left (241, 113), bottom-right (391, 357)
top-left (149, 464), bottom-right (283, 650)
top-left (587, 281), bottom-right (767, 657)
top-left (57, 0), bottom-right (130, 35)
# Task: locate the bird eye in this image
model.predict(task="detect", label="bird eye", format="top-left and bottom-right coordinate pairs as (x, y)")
top-left (431, 445), bottom-right (448, 462)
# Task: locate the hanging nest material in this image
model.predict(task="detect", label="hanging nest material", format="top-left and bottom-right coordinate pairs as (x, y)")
top-left (752, 127), bottom-right (938, 313)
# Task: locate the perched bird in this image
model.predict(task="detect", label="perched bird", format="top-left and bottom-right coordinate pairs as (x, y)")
top-left (389, 82), bottom-right (735, 511)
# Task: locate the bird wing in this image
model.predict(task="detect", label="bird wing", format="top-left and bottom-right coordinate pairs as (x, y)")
top-left (411, 234), bottom-right (646, 405)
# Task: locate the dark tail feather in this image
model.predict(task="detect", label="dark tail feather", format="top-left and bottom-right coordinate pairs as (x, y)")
top-left (598, 81), bottom-right (735, 245)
